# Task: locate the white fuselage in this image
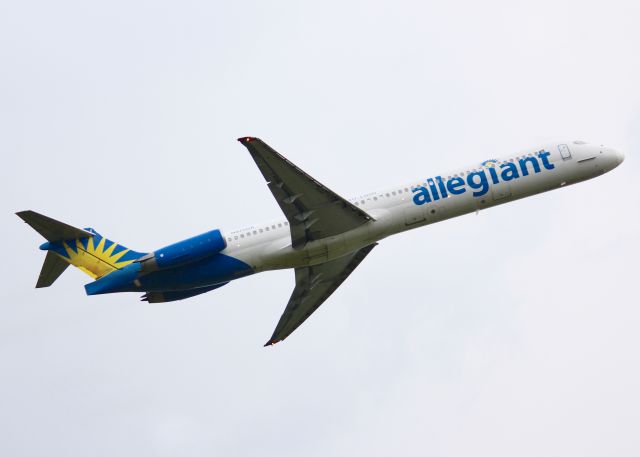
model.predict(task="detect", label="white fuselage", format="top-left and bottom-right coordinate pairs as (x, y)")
top-left (221, 141), bottom-right (624, 271)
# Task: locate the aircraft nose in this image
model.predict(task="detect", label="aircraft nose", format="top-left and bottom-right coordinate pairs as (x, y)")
top-left (603, 147), bottom-right (625, 167)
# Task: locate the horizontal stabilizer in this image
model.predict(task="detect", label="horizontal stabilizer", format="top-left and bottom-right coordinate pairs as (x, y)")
top-left (16, 210), bottom-right (93, 242)
top-left (36, 251), bottom-right (70, 288)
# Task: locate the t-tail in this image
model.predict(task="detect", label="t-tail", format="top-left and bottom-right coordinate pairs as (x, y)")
top-left (16, 210), bottom-right (146, 287)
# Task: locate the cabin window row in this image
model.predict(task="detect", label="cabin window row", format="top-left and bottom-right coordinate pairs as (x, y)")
top-left (449, 154), bottom-right (537, 179)
top-left (227, 221), bottom-right (289, 242)
top-left (353, 188), bottom-right (412, 206)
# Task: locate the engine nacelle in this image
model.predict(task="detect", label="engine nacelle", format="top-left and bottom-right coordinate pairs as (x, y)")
top-left (138, 229), bottom-right (226, 272)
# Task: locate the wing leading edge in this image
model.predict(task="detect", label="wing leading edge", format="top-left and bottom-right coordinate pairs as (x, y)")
top-left (264, 243), bottom-right (377, 346)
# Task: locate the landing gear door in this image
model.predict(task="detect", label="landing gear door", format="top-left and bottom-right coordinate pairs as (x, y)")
top-left (558, 144), bottom-right (572, 160)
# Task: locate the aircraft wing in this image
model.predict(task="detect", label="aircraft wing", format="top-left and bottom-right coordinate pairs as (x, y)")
top-left (238, 137), bottom-right (373, 248)
top-left (264, 243), bottom-right (377, 346)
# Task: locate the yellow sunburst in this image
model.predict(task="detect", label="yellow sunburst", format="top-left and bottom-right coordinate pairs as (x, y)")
top-left (61, 237), bottom-right (137, 279)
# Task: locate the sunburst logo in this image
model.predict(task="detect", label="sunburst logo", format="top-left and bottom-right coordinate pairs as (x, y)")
top-left (60, 235), bottom-right (138, 279)
top-left (481, 159), bottom-right (498, 168)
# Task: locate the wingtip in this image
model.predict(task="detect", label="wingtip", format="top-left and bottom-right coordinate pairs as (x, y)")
top-left (15, 210), bottom-right (30, 220)
top-left (263, 339), bottom-right (281, 347)
top-left (237, 136), bottom-right (258, 144)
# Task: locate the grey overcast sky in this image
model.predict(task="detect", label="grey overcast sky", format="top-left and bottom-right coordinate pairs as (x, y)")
top-left (1, 1), bottom-right (639, 456)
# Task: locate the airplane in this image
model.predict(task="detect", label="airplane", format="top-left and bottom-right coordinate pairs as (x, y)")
top-left (17, 138), bottom-right (625, 346)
